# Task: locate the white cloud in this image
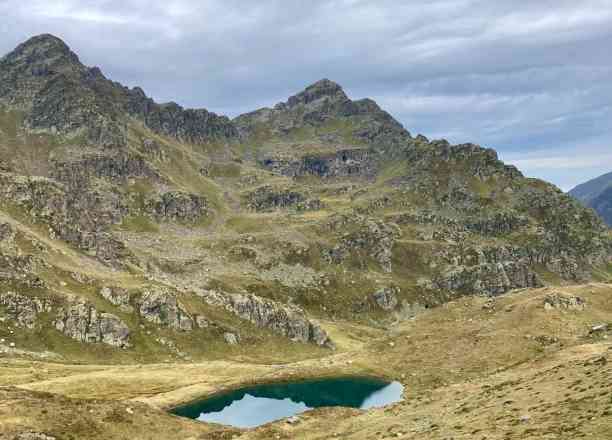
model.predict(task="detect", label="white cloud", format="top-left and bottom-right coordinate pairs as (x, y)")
top-left (507, 155), bottom-right (612, 171)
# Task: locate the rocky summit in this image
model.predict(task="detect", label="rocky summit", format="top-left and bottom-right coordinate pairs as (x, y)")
top-left (1, 35), bottom-right (611, 440)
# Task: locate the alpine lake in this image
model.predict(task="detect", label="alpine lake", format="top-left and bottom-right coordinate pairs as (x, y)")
top-left (171, 377), bottom-right (404, 428)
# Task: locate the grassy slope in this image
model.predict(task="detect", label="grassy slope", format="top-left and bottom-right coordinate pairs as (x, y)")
top-left (0, 283), bottom-right (610, 439)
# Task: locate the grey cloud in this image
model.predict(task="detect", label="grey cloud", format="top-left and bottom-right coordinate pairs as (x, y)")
top-left (1, 0), bottom-right (611, 190)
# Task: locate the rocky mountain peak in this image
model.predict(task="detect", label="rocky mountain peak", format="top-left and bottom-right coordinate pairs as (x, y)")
top-left (234, 77), bottom-right (411, 155)
top-left (285, 79), bottom-right (348, 108)
top-left (0, 35), bottom-right (238, 146)
top-left (1, 34), bottom-right (83, 75)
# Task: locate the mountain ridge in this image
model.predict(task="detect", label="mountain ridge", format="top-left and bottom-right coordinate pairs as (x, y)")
top-left (0, 34), bottom-right (237, 147)
top-left (0, 33), bottom-right (610, 360)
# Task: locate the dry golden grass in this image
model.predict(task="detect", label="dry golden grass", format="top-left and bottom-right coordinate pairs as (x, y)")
top-left (1, 283), bottom-right (610, 439)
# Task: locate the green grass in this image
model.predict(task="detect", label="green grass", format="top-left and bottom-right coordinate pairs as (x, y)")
top-left (375, 160), bottom-right (409, 186)
top-left (207, 162), bottom-right (241, 178)
top-left (225, 214), bottom-right (281, 234)
top-left (534, 264), bottom-right (564, 285)
top-left (117, 215), bottom-right (159, 233)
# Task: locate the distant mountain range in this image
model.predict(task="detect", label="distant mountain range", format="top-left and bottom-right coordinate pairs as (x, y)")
top-left (569, 172), bottom-right (612, 226)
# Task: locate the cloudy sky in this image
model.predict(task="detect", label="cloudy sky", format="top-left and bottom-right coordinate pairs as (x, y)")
top-left (1, 0), bottom-right (611, 190)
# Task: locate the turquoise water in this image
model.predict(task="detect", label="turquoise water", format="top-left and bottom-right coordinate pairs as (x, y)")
top-left (171, 377), bottom-right (403, 428)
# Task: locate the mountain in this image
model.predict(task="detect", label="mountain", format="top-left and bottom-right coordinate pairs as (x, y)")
top-left (1, 35), bottom-right (611, 438)
top-left (0, 33), bottom-right (610, 351)
top-left (0, 34), bottom-right (237, 147)
top-left (570, 171), bottom-right (612, 225)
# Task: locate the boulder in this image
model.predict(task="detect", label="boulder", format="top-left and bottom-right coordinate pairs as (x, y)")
top-left (543, 293), bottom-right (586, 311)
top-left (0, 222), bottom-right (15, 243)
top-left (224, 332), bottom-right (240, 345)
top-left (588, 323), bottom-right (609, 335)
top-left (195, 315), bottom-right (210, 328)
top-left (372, 287), bottom-right (400, 311)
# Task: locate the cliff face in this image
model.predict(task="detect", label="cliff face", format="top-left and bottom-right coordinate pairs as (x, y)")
top-left (0, 34), bottom-right (610, 361)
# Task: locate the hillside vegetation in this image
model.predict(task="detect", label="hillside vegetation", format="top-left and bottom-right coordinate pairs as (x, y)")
top-left (0, 34), bottom-right (610, 440)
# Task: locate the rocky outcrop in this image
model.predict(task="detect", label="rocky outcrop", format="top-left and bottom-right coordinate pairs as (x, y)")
top-left (145, 191), bottom-right (208, 222)
top-left (0, 224), bottom-right (44, 286)
top-left (195, 315), bottom-right (210, 328)
top-left (544, 293), bottom-right (586, 311)
top-left (51, 151), bottom-right (160, 188)
top-left (138, 288), bottom-right (193, 331)
top-left (391, 209), bottom-right (529, 237)
top-left (200, 291), bottom-right (333, 347)
top-left (427, 261), bottom-right (542, 297)
top-left (0, 222), bottom-right (18, 256)
top-left (25, 73), bottom-right (127, 147)
top-left (403, 141), bottom-right (523, 186)
top-left (244, 185), bottom-right (322, 212)
top-left (0, 255), bottom-right (41, 287)
top-left (0, 222), bottom-right (15, 243)
top-left (99, 286), bottom-right (133, 313)
top-left (128, 96), bottom-right (238, 144)
top-left (324, 215), bottom-right (400, 272)
top-left (0, 173), bottom-right (129, 265)
top-left (54, 300), bottom-right (130, 348)
top-left (258, 148), bottom-right (376, 179)
top-left (226, 294), bottom-right (332, 347)
top-left (0, 292), bottom-right (52, 328)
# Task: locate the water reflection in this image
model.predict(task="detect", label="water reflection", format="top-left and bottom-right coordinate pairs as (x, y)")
top-left (172, 377), bottom-right (404, 428)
